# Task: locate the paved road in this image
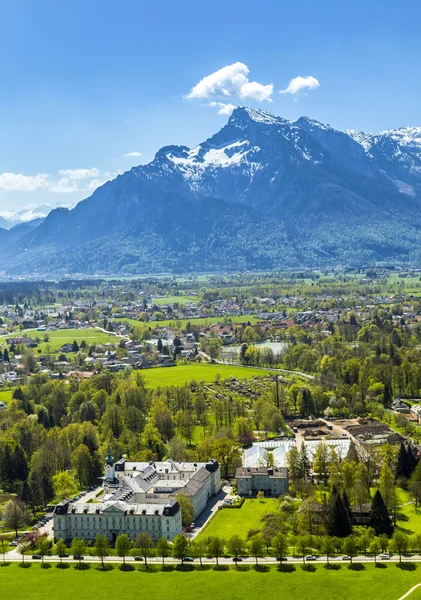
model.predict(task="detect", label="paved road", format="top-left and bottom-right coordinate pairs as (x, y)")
top-left (5, 549), bottom-right (421, 566)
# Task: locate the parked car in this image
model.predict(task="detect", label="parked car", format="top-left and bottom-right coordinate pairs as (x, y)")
top-left (276, 557), bottom-right (288, 562)
top-left (380, 553), bottom-right (390, 560)
top-left (342, 556), bottom-right (350, 561)
top-left (32, 554), bottom-right (42, 559)
top-left (73, 555), bottom-right (84, 560)
top-left (183, 557), bottom-right (194, 562)
top-left (190, 522), bottom-right (195, 530)
top-left (233, 557), bottom-right (243, 562)
top-left (305, 555), bottom-right (317, 561)
top-left (134, 556), bottom-right (144, 561)
top-left (58, 553), bottom-right (69, 558)
top-left (9, 542), bottom-right (17, 547)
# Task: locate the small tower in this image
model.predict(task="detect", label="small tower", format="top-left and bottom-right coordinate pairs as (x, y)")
top-left (104, 446), bottom-right (115, 483)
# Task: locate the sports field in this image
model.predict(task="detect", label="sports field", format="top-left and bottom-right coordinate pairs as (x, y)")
top-left (141, 363), bottom-right (275, 388)
top-left (197, 498), bottom-right (279, 539)
top-left (0, 563), bottom-right (420, 600)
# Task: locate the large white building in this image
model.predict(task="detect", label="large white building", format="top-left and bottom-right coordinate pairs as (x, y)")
top-left (109, 457), bottom-right (221, 519)
top-left (54, 455), bottom-right (221, 544)
top-left (54, 498), bottom-right (181, 544)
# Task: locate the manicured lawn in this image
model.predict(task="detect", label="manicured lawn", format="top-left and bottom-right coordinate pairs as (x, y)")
top-left (197, 498), bottom-right (280, 540)
top-left (396, 489), bottom-right (421, 535)
top-left (141, 363), bottom-right (275, 388)
top-left (0, 563), bottom-right (420, 600)
top-left (0, 328), bottom-right (122, 354)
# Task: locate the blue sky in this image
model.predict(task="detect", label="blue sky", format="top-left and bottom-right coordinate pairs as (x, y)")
top-left (1, 0), bottom-right (420, 217)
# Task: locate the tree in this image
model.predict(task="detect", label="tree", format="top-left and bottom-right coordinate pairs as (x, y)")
top-left (72, 444), bottom-right (95, 487)
top-left (379, 464), bottom-right (395, 510)
top-left (3, 499), bottom-right (29, 537)
top-left (390, 531), bottom-right (409, 563)
top-left (296, 536), bottom-right (309, 564)
top-left (208, 536), bottom-right (224, 566)
top-left (156, 537), bottom-right (170, 567)
top-left (173, 534), bottom-right (189, 564)
top-left (313, 442), bottom-right (330, 485)
top-left (326, 490), bottom-right (352, 538)
top-left (176, 493), bottom-right (194, 528)
top-left (134, 533), bottom-right (154, 568)
top-left (342, 535), bottom-right (359, 564)
top-left (227, 534), bottom-right (245, 563)
top-left (70, 538), bottom-right (86, 566)
top-left (249, 535), bottom-right (264, 566)
top-left (115, 534), bottom-right (131, 567)
top-left (52, 471), bottom-right (78, 501)
top-left (55, 539), bottom-right (67, 566)
top-left (396, 442), bottom-right (411, 480)
top-left (0, 535), bottom-right (8, 565)
top-left (191, 538), bottom-right (206, 567)
top-left (38, 536), bottom-right (50, 565)
top-left (94, 534), bottom-right (109, 568)
top-left (210, 438), bottom-right (242, 479)
top-left (369, 537), bottom-right (381, 564)
top-left (18, 538), bottom-right (29, 565)
top-left (369, 491), bottom-right (393, 537)
top-left (272, 533), bottom-right (288, 566)
top-left (321, 536), bottom-right (336, 565)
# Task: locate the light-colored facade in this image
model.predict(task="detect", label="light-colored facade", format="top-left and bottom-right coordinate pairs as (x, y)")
top-left (54, 457), bottom-right (221, 544)
top-left (108, 458), bottom-right (221, 519)
top-left (236, 466), bottom-right (288, 497)
top-left (54, 499), bottom-right (181, 543)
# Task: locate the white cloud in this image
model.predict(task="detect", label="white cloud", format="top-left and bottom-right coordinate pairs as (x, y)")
top-left (279, 76), bottom-right (320, 95)
top-left (49, 177), bottom-right (79, 193)
top-left (208, 102), bottom-right (236, 116)
top-left (124, 151), bottom-right (142, 158)
top-left (58, 167), bottom-right (100, 180)
top-left (240, 81), bottom-right (273, 101)
top-left (0, 173), bottom-right (49, 192)
top-left (186, 62), bottom-right (273, 103)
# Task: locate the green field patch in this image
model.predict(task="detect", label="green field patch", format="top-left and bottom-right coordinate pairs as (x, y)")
top-left (197, 498), bottom-right (280, 540)
top-left (117, 315), bottom-right (259, 329)
top-left (152, 295), bottom-right (198, 305)
top-left (0, 328), bottom-right (122, 354)
top-left (0, 563), bottom-right (420, 600)
top-left (141, 363), bottom-right (275, 388)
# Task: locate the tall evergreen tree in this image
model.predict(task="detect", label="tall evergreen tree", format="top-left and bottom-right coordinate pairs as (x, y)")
top-left (396, 442), bottom-right (410, 479)
top-left (326, 490), bottom-right (352, 537)
top-left (369, 490), bottom-right (393, 536)
top-left (345, 440), bottom-right (359, 463)
top-left (342, 490), bottom-right (353, 524)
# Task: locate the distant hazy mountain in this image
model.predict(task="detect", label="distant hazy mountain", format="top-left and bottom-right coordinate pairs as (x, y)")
top-left (4, 107), bottom-right (421, 274)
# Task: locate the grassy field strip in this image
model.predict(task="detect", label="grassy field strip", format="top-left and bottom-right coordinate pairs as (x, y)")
top-left (141, 363), bottom-right (276, 388)
top-left (0, 563), bottom-right (421, 600)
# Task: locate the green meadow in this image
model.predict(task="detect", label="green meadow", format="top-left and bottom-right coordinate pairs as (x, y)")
top-left (140, 363), bottom-right (274, 388)
top-left (0, 563), bottom-right (419, 600)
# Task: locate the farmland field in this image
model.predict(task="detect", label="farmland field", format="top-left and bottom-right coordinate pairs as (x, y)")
top-left (117, 315), bottom-right (259, 329)
top-left (140, 363), bottom-right (275, 388)
top-left (0, 328), bottom-right (123, 354)
top-left (197, 498), bottom-right (280, 539)
top-left (152, 295), bottom-right (198, 305)
top-left (0, 563), bottom-right (419, 600)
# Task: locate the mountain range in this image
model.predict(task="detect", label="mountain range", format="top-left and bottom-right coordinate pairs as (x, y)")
top-left (4, 106), bottom-right (421, 275)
